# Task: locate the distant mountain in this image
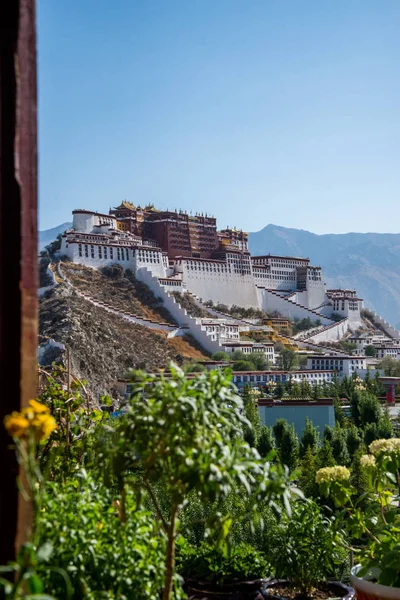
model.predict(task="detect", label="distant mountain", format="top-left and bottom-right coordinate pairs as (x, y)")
top-left (249, 224), bottom-right (400, 329)
top-left (39, 222), bottom-right (71, 251)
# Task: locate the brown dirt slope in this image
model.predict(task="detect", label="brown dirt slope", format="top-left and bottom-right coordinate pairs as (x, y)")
top-left (39, 283), bottom-right (208, 401)
top-left (62, 262), bottom-right (175, 324)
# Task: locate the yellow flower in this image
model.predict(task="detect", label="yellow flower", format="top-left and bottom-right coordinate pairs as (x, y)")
top-left (315, 466), bottom-right (350, 484)
top-left (360, 454), bottom-right (376, 469)
top-left (4, 412), bottom-right (30, 438)
top-left (369, 438), bottom-right (400, 457)
top-left (31, 413), bottom-right (57, 441)
top-left (28, 399), bottom-right (50, 414)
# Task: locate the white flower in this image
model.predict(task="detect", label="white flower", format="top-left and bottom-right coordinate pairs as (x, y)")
top-left (369, 438), bottom-right (400, 457)
top-left (315, 466), bottom-right (350, 484)
top-left (360, 454), bottom-right (376, 469)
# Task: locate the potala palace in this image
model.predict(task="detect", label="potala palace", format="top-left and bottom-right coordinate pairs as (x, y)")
top-left (59, 203), bottom-right (399, 358)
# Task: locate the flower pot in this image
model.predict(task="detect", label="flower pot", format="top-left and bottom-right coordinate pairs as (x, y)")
top-left (264, 579), bottom-right (354, 600)
top-left (350, 565), bottom-right (400, 600)
top-left (184, 577), bottom-right (270, 599)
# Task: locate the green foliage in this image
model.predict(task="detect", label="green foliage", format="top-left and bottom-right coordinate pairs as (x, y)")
top-left (346, 425), bottom-right (362, 459)
top-left (316, 439), bottom-right (336, 469)
top-left (211, 351), bottom-right (231, 361)
top-left (266, 500), bottom-right (348, 594)
top-left (247, 352), bottom-right (268, 371)
top-left (279, 424), bottom-right (300, 472)
top-left (300, 418), bottom-right (320, 457)
top-left (242, 387), bottom-right (262, 447)
top-left (257, 425), bottom-right (275, 458)
top-left (317, 438), bottom-right (400, 588)
top-left (333, 398), bottom-right (346, 427)
top-left (177, 541), bottom-right (269, 584)
top-left (106, 365), bottom-right (291, 600)
top-left (365, 345), bottom-right (377, 357)
top-left (298, 447), bottom-right (318, 498)
top-left (36, 475), bottom-right (167, 600)
top-left (0, 542), bottom-right (59, 599)
top-left (358, 392), bottom-right (381, 427)
top-left (233, 360), bottom-right (257, 372)
top-left (273, 419), bottom-right (288, 448)
top-left (331, 428), bottom-right (350, 466)
top-left (278, 348), bottom-right (298, 371)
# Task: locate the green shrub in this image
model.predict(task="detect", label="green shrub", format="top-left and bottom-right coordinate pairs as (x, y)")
top-left (177, 541), bottom-right (269, 584)
top-left (266, 500), bottom-right (348, 594)
top-left (37, 474), bottom-right (167, 600)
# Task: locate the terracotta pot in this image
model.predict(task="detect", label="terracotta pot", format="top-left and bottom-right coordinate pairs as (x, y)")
top-left (350, 566), bottom-right (400, 600)
top-left (265, 579), bottom-right (354, 600)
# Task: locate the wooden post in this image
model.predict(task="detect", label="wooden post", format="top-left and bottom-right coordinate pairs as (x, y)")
top-left (0, 0), bottom-right (38, 563)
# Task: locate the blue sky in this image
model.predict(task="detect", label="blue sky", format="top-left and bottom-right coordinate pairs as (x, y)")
top-left (38, 0), bottom-right (400, 233)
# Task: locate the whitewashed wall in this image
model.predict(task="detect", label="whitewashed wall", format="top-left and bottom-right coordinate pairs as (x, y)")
top-left (258, 288), bottom-right (332, 325)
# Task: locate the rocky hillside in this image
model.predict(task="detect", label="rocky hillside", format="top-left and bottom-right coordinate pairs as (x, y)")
top-left (249, 224), bottom-right (400, 329)
top-left (39, 273), bottom-right (208, 402)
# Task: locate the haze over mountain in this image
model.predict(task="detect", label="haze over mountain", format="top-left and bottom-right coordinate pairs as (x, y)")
top-left (249, 225), bottom-right (400, 329)
top-left (39, 222), bottom-right (71, 251)
top-left (39, 221), bottom-right (400, 329)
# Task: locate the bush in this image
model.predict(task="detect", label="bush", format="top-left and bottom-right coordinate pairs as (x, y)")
top-left (177, 541), bottom-right (269, 585)
top-left (101, 264), bottom-right (124, 279)
top-left (37, 475), bottom-right (167, 600)
top-left (266, 500), bottom-right (348, 594)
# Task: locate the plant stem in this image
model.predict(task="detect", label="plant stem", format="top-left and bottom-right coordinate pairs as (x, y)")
top-left (162, 504), bottom-right (178, 600)
top-left (144, 478), bottom-right (169, 532)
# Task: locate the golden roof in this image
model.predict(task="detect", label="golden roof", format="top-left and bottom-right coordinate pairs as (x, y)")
top-left (114, 200), bottom-right (136, 210)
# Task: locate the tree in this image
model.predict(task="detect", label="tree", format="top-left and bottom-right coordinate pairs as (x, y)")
top-left (278, 348), bottom-right (298, 371)
top-left (363, 422), bottom-right (379, 446)
top-left (350, 446), bottom-right (371, 503)
top-left (358, 392), bottom-right (381, 427)
top-left (279, 424), bottom-right (300, 472)
top-left (248, 352), bottom-right (268, 371)
top-left (300, 418), bottom-right (320, 457)
top-left (211, 351), bottom-right (230, 361)
top-left (298, 446), bottom-right (318, 498)
top-left (257, 425), bottom-right (275, 458)
top-left (316, 439), bottom-right (336, 469)
top-left (346, 425), bottom-right (362, 459)
top-left (233, 360), bottom-right (256, 372)
top-left (378, 356), bottom-right (400, 377)
top-left (331, 428), bottom-right (350, 466)
top-left (377, 409), bottom-right (394, 439)
top-left (333, 398), bottom-right (345, 426)
top-left (365, 345), bottom-right (377, 358)
top-left (273, 418), bottom-right (289, 448)
top-left (110, 365), bottom-right (290, 600)
top-left (323, 425), bottom-right (334, 443)
top-left (242, 386), bottom-right (262, 447)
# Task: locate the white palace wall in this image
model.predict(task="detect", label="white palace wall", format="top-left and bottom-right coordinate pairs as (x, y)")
top-left (180, 264), bottom-right (259, 308)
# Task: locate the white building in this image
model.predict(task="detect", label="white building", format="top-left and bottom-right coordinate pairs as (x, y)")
top-left (222, 341), bottom-right (276, 365)
top-left (307, 354), bottom-right (367, 379)
top-left (232, 369), bottom-right (335, 389)
top-left (60, 208), bottom-right (368, 332)
top-left (376, 346), bottom-right (400, 360)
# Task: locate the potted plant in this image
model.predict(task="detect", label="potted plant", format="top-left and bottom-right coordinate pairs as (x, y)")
top-left (264, 498), bottom-right (353, 599)
top-left (177, 541), bottom-right (270, 598)
top-left (107, 365), bottom-right (293, 600)
top-left (316, 439), bottom-right (400, 600)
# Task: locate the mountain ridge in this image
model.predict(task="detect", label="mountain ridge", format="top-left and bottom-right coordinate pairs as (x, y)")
top-left (248, 224), bottom-right (400, 329)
